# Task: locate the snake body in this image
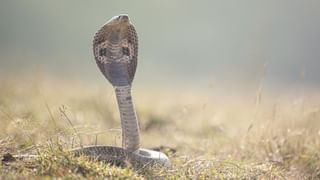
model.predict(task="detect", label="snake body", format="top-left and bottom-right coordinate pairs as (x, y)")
top-left (72, 15), bottom-right (170, 168)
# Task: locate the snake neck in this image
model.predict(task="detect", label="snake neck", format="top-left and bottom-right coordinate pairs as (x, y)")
top-left (114, 85), bottom-right (140, 152)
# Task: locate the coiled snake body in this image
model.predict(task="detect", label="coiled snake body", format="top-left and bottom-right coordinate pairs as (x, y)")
top-left (72, 15), bottom-right (170, 168)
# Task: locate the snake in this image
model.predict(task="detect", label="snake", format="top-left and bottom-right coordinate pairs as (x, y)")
top-left (71, 14), bottom-right (170, 168)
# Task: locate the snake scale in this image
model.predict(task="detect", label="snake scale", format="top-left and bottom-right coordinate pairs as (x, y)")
top-left (71, 14), bottom-right (170, 168)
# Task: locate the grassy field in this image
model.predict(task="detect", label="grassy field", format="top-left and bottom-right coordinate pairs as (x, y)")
top-left (0, 77), bottom-right (320, 179)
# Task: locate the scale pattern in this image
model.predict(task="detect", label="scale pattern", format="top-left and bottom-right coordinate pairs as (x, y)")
top-left (92, 15), bottom-right (140, 152)
top-left (73, 15), bottom-right (170, 168)
top-left (93, 20), bottom-right (138, 85)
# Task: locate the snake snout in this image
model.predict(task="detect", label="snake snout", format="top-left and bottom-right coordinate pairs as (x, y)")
top-left (117, 14), bottom-right (129, 22)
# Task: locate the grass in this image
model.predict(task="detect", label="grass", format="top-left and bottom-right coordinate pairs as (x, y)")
top-left (0, 77), bottom-right (320, 179)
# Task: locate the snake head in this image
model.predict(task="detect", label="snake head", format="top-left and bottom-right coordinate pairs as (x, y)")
top-left (93, 14), bottom-right (138, 86)
top-left (108, 14), bottom-right (129, 24)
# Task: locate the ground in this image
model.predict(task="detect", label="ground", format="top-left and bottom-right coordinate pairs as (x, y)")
top-left (0, 77), bottom-right (320, 179)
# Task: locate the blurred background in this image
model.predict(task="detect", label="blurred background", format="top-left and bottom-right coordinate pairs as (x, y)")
top-left (0, 0), bottom-right (319, 94)
top-left (1, 2), bottom-right (320, 178)
top-left (1, 1), bottom-right (320, 169)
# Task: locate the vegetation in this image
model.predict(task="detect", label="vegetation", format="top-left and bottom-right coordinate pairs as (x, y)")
top-left (0, 77), bottom-right (319, 179)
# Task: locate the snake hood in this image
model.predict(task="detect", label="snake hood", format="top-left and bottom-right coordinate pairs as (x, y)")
top-left (93, 14), bottom-right (138, 86)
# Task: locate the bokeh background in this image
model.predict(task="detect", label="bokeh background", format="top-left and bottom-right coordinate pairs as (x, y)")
top-left (1, 2), bottom-right (320, 178)
top-left (1, 0), bottom-right (319, 94)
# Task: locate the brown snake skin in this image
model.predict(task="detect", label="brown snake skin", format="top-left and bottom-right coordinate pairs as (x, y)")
top-left (72, 15), bottom-right (170, 168)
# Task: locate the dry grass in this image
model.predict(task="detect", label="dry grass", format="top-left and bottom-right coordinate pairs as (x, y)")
top-left (0, 76), bottom-right (320, 179)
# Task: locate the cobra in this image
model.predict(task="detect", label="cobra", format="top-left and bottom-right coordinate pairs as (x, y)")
top-left (72, 14), bottom-right (171, 168)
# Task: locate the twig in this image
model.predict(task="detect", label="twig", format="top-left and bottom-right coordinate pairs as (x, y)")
top-left (247, 62), bottom-right (268, 134)
top-left (59, 105), bottom-right (83, 148)
top-left (44, 100), bottom-right (59, 131)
